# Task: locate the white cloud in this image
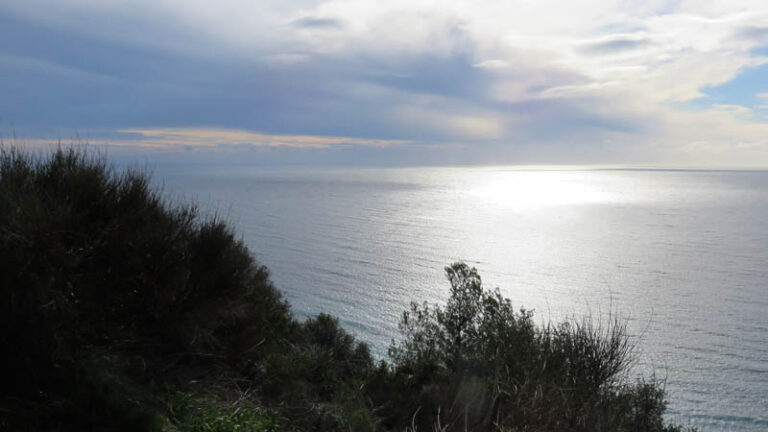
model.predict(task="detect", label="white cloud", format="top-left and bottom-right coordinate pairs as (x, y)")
top-left (472, 60), bottom-right (511, 69)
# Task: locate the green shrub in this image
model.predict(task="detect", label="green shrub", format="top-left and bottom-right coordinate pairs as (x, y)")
top-left (383, 263), bottom-right (686, 432)
top-left (253, 313), bottom-right (377, 432)
top-left (166, 392), bottom-right (296, 432)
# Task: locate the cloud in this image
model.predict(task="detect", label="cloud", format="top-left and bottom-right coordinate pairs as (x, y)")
top-left (734, 25), bottom-right (768, 43)
top-left (292, 16), bottom-right (344, 29)
top-left (116, 128), bottom-right (411, 149)
top-left (472, 59), bottom-right (510, 69)
top-left (579, 36), bottom-right (651, 55)
top-left (16, 128), bottom-right (410, 152)
top-left (2, 0), bottom-right (768, 166)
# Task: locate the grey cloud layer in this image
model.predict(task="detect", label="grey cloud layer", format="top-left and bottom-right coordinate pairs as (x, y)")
top-left (2, 1), bottom-right (768, 166)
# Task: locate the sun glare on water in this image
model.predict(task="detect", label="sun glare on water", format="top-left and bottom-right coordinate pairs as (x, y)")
top-left (471, 170), bottom-right (608, 208)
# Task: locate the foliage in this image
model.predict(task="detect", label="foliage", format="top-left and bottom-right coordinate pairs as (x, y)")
top-left (383, 263), bottom-right (687, 432)
top-left (0, 147), bottom-right (694, 432)
top-left (253, 313), bottom-right (378, 432)
top-left (0, 147), bottom-right (292, 430)
top-left (166, 392), bottom-right (296, 432)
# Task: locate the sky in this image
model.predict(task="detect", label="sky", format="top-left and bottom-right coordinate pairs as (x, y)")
top-left (2, 0), bottom-right (768, 167)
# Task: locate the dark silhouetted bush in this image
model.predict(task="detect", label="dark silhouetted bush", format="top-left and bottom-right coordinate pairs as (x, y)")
top-left (0, 148), bottom-right (293, 430)
top-left (0, 148), bottom-right (693, 432)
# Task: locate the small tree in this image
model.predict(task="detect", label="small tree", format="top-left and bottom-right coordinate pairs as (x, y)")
top-left (387, 263), bottom-right (682, 432)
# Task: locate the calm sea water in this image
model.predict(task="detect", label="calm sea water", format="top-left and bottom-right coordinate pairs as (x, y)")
top-left (154, 165), bottom-right (767, 431)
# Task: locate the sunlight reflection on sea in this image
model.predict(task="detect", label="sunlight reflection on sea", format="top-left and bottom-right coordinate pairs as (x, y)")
top-left (155, 165), bottom-right (768, 432)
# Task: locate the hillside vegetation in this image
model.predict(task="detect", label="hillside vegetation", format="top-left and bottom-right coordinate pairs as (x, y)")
top-left (0, 148), bottom-right (693, 431)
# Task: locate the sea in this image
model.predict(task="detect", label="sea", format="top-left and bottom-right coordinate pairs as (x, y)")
top-left (152, 164), bottom-right (768, 431)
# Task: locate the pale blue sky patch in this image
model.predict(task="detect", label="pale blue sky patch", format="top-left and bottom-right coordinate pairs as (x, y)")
top-left (693, 62), bottom-right (768, 112)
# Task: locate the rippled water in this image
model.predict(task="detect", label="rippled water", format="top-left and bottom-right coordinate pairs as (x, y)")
top-left (155, 165), bottom-right (768, 431)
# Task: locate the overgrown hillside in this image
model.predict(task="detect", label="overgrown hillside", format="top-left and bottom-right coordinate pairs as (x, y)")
top-left (0, 148), bottom-right (693, 431)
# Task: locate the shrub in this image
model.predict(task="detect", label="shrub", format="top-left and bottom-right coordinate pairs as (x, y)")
top-left (384, 263), bottom-right (685, 432)
top-left (254, 313), bottom-right (377, 432)
top-left (0, 148), bottom-right (293, 430)
top-left (0, 147), bottom-right (693, 432)
top-left (165, 392), bottom-right (297, 432)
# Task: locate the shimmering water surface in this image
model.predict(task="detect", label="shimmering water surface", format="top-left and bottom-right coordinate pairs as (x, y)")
top-left (155, 165), bottom-right (768, 431)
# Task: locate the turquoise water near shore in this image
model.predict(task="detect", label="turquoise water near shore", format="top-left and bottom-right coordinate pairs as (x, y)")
top-left (155, 165), bottom-right (768, 432)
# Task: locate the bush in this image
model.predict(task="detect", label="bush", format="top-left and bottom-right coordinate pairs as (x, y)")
top-left (254, 313), bottom-right (377, 432)
top-left (383, 263), bottom-right (687, 432)
top-left (165, 392), bottom-right (297, 432)
top-left (0, 148), bottom-right (293, 430)
top-left (0, 147), bottom-right (693, 432)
